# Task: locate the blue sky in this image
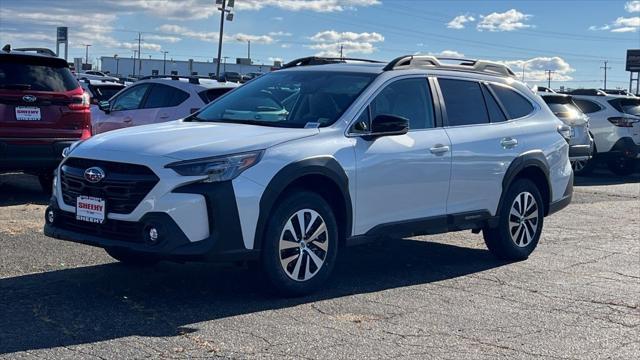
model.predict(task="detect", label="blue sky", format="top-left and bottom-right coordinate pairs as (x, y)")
top-left (1, 0), bottom-right (639, 89)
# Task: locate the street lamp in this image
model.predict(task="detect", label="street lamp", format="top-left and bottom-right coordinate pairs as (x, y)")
top-left (162, 51), bottom-right (169, 75)
top-left (114, 54), bottom-right (119, 77)
top-left (215, 0), bottom-right (235, 79)
top-left (82, 44), bottom-right (91, 67)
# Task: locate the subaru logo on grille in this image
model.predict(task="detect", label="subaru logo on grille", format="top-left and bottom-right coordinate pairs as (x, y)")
top-left (84, 167), bottom-right (105, 183)
top-left (22, 95), bottom-right (37, 103)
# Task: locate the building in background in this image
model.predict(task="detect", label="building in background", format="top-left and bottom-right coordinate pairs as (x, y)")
top-left (100, 57), bottom-right (280, 78)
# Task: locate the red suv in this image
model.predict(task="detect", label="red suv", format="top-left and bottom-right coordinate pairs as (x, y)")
top-left (0, 46), bottom-right (91, 192)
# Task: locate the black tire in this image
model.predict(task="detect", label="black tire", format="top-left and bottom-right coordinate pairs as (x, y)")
top-left (261, 191), bottom-right (339, 297)
top-left (606, 157), bottom-right (636, 176)
top-left (571, 158), bottom-right (596, 176)
top-left (483, 179), bottom-right (544, 261)
top-left (38, 172), bottom-right (54, 195)
top-left (105, 248), bottom-right (159, 266)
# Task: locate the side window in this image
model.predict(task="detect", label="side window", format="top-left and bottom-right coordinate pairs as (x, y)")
top-left (439, 78), bottom-right (489, 126)
top-left (573, 99), bottom-right (602, 114)
top-left (481, 84), bottom-right (507, 123)
top-left (143, 84), bottom-right (189, 108)
top-left (198, 88), bottom-right (233, 103)
top-left (111, 84), bottom-right (150, 111)
top-left (370, 78), bottom-right (434, 130)
top-left (489, 84), bottom-right (534, 119)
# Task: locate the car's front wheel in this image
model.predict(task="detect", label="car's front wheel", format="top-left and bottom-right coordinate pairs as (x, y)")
top-left (483, 179), bottom-right (544, 260)
top-left (261, 191), bottom-right (338, 297)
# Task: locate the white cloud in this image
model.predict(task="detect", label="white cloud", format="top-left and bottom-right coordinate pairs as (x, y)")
top-left (591, 16), bottom-right (640, 32)
top-left (307, 30), bottom-right (384, 57)
top-left (268, 31), bottom-right (293, 37)
top-left (120, 42), bottom-right (162, 52)
top-left (477, 9), bottom-right (533, 32)
top-left (236, 0), bottom-right (380, 12)
top-left (110, 0), bottom-right (217, 20)
top-left (144, 34), bottom-right (182, 43)
top-left (447, 15), bottom-right (475, 29)
top-left (310, 30), bottom-right (384, 43)
top-left (625, 1), bottom-right (640, 12)
top-left (268, 57), bottom-right (283, 62)
top-left (158, 24), bottom-right (275, 44)
top-left (431, 50), bottom-right (465, 58)
top-left (502, 57), bottom-right (574, 81)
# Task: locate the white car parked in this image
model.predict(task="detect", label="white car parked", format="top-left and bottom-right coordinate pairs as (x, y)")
top-left (571, 90), bottom-right (640, 175)
top-left (92, 76), bottom-right (239, 134)
top-left (45, 56), bottom-right (573, 296)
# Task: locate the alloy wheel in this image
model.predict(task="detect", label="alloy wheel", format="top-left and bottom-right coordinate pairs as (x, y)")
top-left (571, 160), bottom-right (587, 173)
top-left (279, 209), bottom-right (329, 281)
top-left (509, 192), bottom-right (539, 247)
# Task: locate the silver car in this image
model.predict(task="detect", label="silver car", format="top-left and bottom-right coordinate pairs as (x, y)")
top-left (539, 93), bottom-right (594, 174)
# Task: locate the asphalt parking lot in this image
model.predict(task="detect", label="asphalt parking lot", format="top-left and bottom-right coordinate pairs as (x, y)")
top-left (1, 171), bottom-right (638, 359)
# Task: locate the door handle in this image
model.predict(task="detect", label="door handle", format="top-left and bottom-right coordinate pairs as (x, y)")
top-left (501, 138), bottom-right (518, 148)
top-left (159, 114), bottom-right (170, 119)
top-left (429, 144), bottom-right (450, 155)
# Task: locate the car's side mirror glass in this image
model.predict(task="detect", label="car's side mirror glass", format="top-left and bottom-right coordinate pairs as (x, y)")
top-left (363, 114), bottom-right (409, 140)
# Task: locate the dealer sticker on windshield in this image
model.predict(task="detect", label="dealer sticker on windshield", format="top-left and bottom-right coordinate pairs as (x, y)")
top-left (76, 196), bottom-right (106, 224)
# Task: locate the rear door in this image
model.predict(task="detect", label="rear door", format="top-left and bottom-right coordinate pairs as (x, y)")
top-left (436, 78), bottom-right (524, 215)
top-left (0, 54), bottom-right (87, 141)
top-left (134, 83), bottom-right (190, 126)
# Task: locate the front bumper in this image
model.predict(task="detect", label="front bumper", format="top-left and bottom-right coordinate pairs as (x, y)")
top-left (568, 144), bottom-right (593, 161)
top-left (44, 180), bottom-right (258, 263)
top-left (0, 140), bottom-right (75, 172)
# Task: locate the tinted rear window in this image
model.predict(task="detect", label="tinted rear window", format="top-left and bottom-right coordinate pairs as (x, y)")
top-left (92, 85), bottom-right (124, 101)
top-left (542, 96), bottom-right (584, 119)
top-left (490, 84), bottom-right (534, 119)
top-left (143, 84), bottom-right (189, 108)
top-left (608, 98), bottom-right (640, 116)
top-left (439, 78), bottom-right (489, 126)
top-left (573, 99), bottom-right (602, 114)
top-left (0, 55), bottom-right (78, 92)
top-left (199, 88), bottom-right (233, 103)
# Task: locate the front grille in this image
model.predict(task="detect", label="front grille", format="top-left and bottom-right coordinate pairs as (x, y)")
top-left (56, 210), bottom-right (144, 243)
top-left (60, 158), bottom-right (159, 214)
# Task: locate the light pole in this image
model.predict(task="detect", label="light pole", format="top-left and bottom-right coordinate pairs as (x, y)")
top-left (162, 51), bottom-right (169, 75)
top-left (215, 0), bottom-right (235, 79)
top-left (114, 54), bottom-right (119, 76)
top-left (132, 50), bottom-right (138, 77)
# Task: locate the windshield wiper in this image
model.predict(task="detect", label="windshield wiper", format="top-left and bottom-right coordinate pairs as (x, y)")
top-left (0, 84), bottom-right (32, 90)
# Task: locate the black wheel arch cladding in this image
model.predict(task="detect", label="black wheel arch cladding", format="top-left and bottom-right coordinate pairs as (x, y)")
top-left (254, 157), bottom-right (352, 250)
top-left (499, 151), bottom-right (553, 217)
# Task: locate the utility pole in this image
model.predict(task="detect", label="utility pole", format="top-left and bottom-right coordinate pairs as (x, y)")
top-left (215, 0), bottom-right (235, 79)
top-left (136, 32), bottom-right (143, 76)
top-left (545, 70), bottom-right (555, 89)
top-left (162, 51), bottom-right (169, 75)
top-left (248, 40), bottom-right (251, 61)
top-left (132, 50), bottom-right (138, 77)
top-left (82, 44), bottom-right (91, 66)
top-left (600, 60), bottom-right (611, 90)
top-left (114, 54), bottom-right (119, 76)
top-left (340, 44), bottom-right (344, 59)
top-left (521, 62), bottom-right (526, 82)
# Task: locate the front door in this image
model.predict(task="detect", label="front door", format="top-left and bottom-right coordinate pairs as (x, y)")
top-left (353, 77), bottom-right (452, 235)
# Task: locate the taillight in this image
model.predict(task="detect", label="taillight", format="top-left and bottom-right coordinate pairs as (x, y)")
top-left (607, 117), bottom-right (639, 128)
top-left (80, 128), bottom-right (92, 140)
top-left (68, 92), bottom-right (90, 110)
top-left (557, 124), bottom-right (572, 142)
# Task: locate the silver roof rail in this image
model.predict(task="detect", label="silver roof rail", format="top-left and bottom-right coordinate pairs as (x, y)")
top-left (383, 55), bottom-right (517, 78)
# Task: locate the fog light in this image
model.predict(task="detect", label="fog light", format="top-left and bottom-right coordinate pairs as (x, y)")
top-left (148, 227), bottom-right (159, 242)
top-left (46, 209), bottom-right (55, 224)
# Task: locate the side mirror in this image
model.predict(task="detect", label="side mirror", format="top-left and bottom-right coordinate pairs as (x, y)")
top-left (98, 101), bottom-right (111, 113)
top-left (364, 114), bottom-right (409, 139)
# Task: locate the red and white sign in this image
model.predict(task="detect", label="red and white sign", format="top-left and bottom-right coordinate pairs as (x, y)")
top-left (76, 196), bottom-right (106, 224)
top-left (15, 106), bottom-right (41, 121)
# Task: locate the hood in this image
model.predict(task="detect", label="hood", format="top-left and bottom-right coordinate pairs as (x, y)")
top-left (79, 120), bottom-right (318, 160)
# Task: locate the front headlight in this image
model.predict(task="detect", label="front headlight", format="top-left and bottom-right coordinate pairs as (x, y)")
top-left (166, 150), bottom-right (263, 183)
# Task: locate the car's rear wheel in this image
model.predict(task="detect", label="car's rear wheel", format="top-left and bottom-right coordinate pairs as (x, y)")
top-left (483, 179), bottom-right (544, 260)
top-left (571, 158), bottom-right (595, 176)
top-left (105, 248), bottom-right (159, 266)
top-left (261, 191), bottom-right (338, 297)
top-left (607, 157), bottom-right (636, 176)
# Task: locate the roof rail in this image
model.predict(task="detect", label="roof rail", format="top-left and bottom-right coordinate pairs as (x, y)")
top-left (138, 75), bottom-right (208, 84)
top-left (13, 47), bottom-right (57, 57)
top-left (282, 56), bottom-right (384, 69)
top-left (568, 89), bottom-right (607, 96)
top-left (383, 55), bottom-right (517, 77)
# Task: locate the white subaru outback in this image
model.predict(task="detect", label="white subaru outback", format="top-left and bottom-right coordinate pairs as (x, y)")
top-left (44, 56), bottom-right (573, 296)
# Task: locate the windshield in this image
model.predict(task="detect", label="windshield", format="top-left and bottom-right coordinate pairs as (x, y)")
top-left (190, 70), bottom-right (376, 128)
top-left (608, 98), bottom-right (640, 117)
